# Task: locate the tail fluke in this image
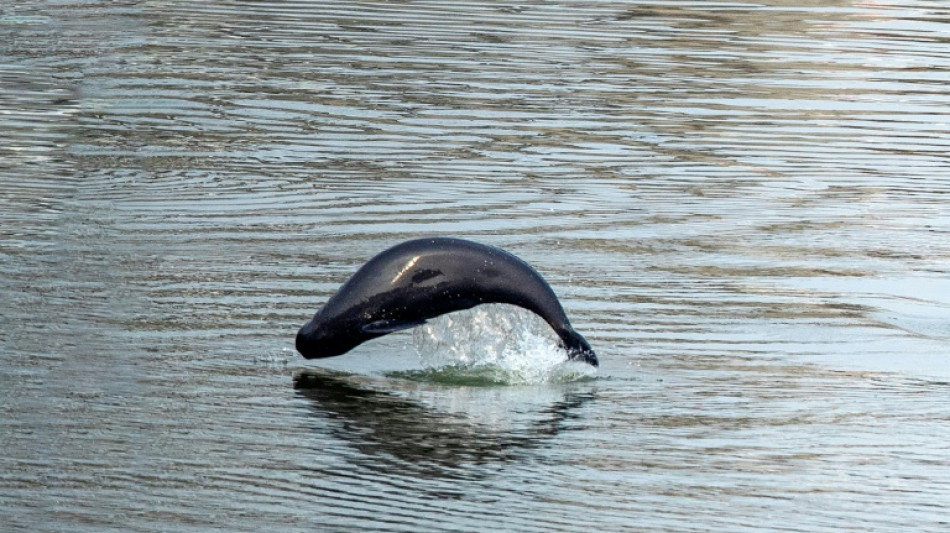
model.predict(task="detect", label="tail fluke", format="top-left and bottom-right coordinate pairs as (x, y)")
top-left (558, 327), bottom-right (598, 367)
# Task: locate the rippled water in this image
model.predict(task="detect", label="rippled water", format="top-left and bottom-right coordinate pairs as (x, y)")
top-left (2, 0), bottom-right (948, 531)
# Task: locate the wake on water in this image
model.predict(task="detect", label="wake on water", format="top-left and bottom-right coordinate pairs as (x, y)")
top-left (394, 304), bottom-right (597, 385)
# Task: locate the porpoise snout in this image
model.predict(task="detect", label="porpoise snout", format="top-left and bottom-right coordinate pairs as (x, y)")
top-left (296, 317), bottom-right (324, 359)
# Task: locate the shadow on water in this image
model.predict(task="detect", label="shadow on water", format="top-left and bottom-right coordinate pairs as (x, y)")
top-left (292, 368), bottom-right (594, 479)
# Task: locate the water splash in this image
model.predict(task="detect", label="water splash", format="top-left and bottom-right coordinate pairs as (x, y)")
top-left (404, 304), bottom-right (597, 385)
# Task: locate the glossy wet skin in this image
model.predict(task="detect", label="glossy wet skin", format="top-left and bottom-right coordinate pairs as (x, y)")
top-left (296, 238), bottom-right (597, 366)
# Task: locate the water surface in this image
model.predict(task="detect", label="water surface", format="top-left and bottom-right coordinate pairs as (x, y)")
top-left (2, 1), bottom-right (948, 531)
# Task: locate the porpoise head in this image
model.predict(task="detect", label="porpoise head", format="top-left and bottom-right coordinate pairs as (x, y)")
top-left (295, 313), bottom-right (363, 359)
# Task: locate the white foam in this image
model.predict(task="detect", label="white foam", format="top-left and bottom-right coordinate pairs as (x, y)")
top-left (411, 304), bottom-right (597, 384)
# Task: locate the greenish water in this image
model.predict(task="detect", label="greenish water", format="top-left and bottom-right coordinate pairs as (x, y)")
top-left (2, 1), bottom-right (948, 531)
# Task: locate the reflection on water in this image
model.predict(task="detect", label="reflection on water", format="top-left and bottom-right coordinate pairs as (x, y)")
top-left (2, 0), bottom-right (948, 531)
top-left (293, 369), bottom-right (594, 480)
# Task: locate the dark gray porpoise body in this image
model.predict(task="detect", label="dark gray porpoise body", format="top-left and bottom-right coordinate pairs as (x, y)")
top-left (296, 237), bottom-right (598, 366)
